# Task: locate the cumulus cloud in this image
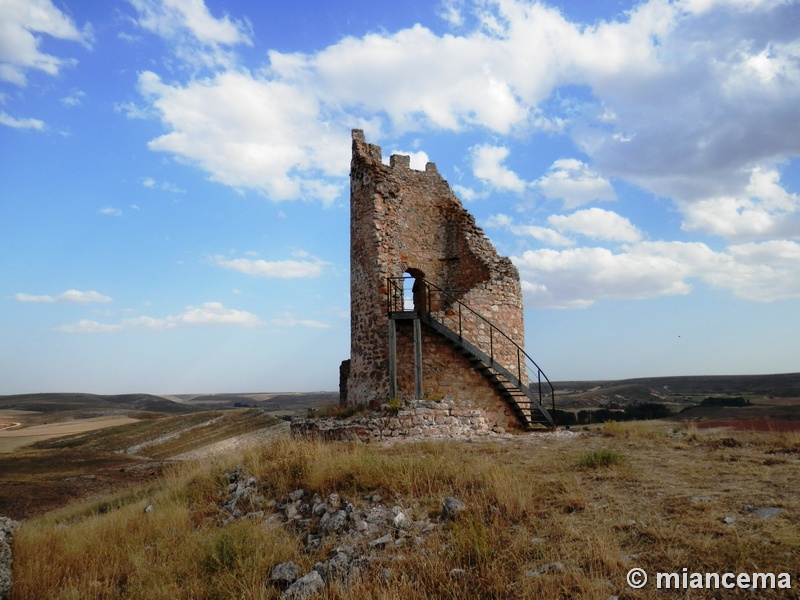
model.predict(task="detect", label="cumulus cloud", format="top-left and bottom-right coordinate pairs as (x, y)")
top-left (60, 89), bottom-right (85, 107)
top-left (0, 112), bottom-right (44, 130)
top-left (0, 0), bottom-right (90, 86)
top-left (547, 208), bottom-right (642, 243)
top-left (275, 24), bottom-right (529, 135)
top-left (129, 0), bottom-right (252, 69)
top-left (138, 70), bottom-right (348, 202)
top-left (484, 213), bottom-right (573, 247)
top-left (678, 166), bottom-right (800, 240)
top-left (471, 145), bottom-right (527, 194)
top-left (211, 255), bottom-right (326, 278)
top-left (98, 207), bottom-right (123, 217)
top-left (57, 301), bottom-right (260, 333)
top-left (514, 246), bottom-right (693, 308)
top-left (14, 290), bottom-right (112, 303)
top-left (131, 0), bottom-right (800, 214)
top-left (534, 159), bottom-right (617, 208)
top-left (573, 2), bottom-right (800, 204)
top-left (485, 209), bottom-right (640, 245)
top-left (142, 177), bottom-right (185, 193)
top-left (271, 313), bottom-right (331, 329)
top-left (514, 239), bottom-right (800, 308)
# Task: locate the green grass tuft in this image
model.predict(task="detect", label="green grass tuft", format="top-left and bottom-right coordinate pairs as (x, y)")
top-left (577, 448), bottom-right (625, 468)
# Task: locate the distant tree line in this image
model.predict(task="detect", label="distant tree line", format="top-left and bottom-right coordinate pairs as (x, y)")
top-left (552, 402), bottom-right (673, 426)
top-left (699, 396), bottom-right (751, 407)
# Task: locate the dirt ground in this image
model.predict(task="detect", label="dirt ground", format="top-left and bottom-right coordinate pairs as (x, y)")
top-left (0, 414), bottom-right (140, 453)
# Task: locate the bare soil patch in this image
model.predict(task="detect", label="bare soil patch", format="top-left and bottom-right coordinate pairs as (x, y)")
top-left (0, 408), bottom-right (282, 520)
top-left (0, 416), bottom-right (140, 454)
top-left (696, 418), bottom-right (800, 432)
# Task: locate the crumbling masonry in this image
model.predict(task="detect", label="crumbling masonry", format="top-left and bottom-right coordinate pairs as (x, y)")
top-left (341, 130), bottom-right (549, 430)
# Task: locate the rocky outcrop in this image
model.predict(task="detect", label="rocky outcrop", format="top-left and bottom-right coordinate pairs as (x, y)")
top-left (0, 516), bottom-right (19, 600)
top-left (217, 467), bottom-right (464, 598)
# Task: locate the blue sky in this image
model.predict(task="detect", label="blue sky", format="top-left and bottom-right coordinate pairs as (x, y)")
top-left (2, 0), bottom-right (799, 394)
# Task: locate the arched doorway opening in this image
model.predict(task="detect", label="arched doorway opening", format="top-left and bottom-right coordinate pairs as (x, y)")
top-left (403, 268), bottom-right (426, 312)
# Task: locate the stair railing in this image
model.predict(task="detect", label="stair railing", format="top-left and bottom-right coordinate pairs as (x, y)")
top-left (386, 277), bottom-right (555, 415)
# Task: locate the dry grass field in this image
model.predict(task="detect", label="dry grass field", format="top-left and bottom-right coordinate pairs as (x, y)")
top-left (8, 420), bottom-right (800, 599)
top-left (0, 409), bottom-right (281, 520)
top-left (0, 412), bottom-right (140, 453)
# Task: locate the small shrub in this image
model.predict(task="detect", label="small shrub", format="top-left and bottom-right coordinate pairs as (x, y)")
top-left (313, 403), bottom-right (370, 419)
top-left (386, 397), bottom-right (403, 414)
top-left (601, 420), bottom-right (626, 437)
top-left (578, 448), bottom-right (624, 469)
top-left (450, 513), bottom-right (492, 566)
top-left (201, 532), bottom-right (237, 574)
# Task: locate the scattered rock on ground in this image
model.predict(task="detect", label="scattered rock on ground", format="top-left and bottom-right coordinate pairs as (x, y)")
top-left (270, 561), bottom-right (299, 587)
top-left (0, 516), bottom-right (19, 600)
top-left (282, 570), bottom-right (325, 600)
top-left (742, 505), bottom-right (783, 519)
top-left (214, 468), bottom-right (449, 595)
top-left (442, 496), bottom-right (466, 520)
top-left (525, 561), bottom-right (565, 577)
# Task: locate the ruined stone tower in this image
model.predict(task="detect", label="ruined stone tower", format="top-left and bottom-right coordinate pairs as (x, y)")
top-left (342, 130), bottom-right (553, 430)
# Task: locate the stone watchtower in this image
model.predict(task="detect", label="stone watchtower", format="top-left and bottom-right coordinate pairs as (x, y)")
top-left (341, 130), bottom-right (554, 430)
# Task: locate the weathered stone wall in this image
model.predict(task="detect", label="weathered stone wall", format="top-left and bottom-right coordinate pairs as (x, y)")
top-left (393, 321), bottom-right (518, 430)
top-left (291, 399), bottom-right (507, 442)
top-left (345, 129), bottom-right (527, 428)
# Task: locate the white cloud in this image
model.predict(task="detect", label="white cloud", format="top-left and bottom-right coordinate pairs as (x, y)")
top-left (15, 290), bottom-right (112, 303)
top-left (57, 319), bottom-right (122, 334)
top-left (471, 144), bottom-right (526, 194)
top-left (513, 246), bottom-right (692, 308)
top-left (453, 184), bottom-right (480, 202)
top-left (277, 24), bottom-right (529, 134)
top-left (142, 177), bottom-right (185, 193)
top-left (512, 225), bottom-right (574, 247)
top-left (572, 3), bottom-right (800, 205)
top-left (679, 166), bottom-right (800, 240)
top-left (138, 70), bottom-right (349, 202)
top-left (14, 293), bottom-right (56, 303)
top-left (177, 301), bottom-right (259, 327)
top-left (678, 0), bottom-right (789, 16)
top-left (98, 207), bottom-right (123, 217)
top-left (271, 313), bottom-right (331, 329)
top-left (535, 159), bottom-right (617, 209)
top-left (0, 0), bottom-right (89, 86)
top-left (514, 239), bottom-right (800, 308)
top-left (132, 0), bottom-right (800, 221)
top-left (211, 255), bottom-right (326, 278)
top-left (437, 0), bottom-right (466, 26)
top-left (129, 0), bottom-right (252, 69)
top-left (57, 301), bottom-right (260, 333)
top-left (484, 213), bottom-right (573, 246)
top-left (548, 208), bottom-right (642, 243)
top-left (487, 210), bottom-right (644, 246)
top-left (60, 90), bottom-right (85, 107)
top-left (0, 112), bottom-right (44, 130)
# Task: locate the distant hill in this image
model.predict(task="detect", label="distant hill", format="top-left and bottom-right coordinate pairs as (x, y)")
top-left (0, 391), bottom-right (339, 419)
top-left (0, 393), bottom-right (200, 415)
top-left (554, 373), bottom-right (800, 398)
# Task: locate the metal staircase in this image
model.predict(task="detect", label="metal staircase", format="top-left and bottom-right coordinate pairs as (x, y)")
top-left (387, 277), bottom-right (556, 428)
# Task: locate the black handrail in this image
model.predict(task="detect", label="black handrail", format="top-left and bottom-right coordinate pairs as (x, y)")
top-left (386, 277), bottom-right (555, 415)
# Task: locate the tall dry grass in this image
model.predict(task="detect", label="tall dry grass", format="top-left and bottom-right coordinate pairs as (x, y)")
top-left (11, 422), bottom-right (800, 599)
